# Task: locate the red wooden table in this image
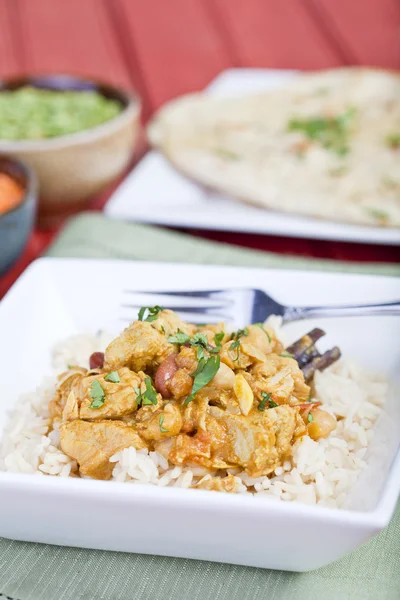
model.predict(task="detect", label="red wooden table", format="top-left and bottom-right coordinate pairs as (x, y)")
top-left (1, 0), bottom-right (399, 298)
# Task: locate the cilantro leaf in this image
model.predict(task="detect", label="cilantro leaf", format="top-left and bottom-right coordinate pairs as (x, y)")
top-left (230, 340), bottom-right (240, 360)
top-left (159, 414), bottom-right (169, 433)
top-left (142, 377), bottom-right (158, 405)
top-left (229, 328), bottom-right (249, 360)
top-left (104, 370), bottom-right (120, 383)
top-left (280, 352), bottom-right (294, 358)
top-left (168, 329), bottom-right (191, 345)
top-left (365, 207), bottom-right (390, 224)
top-left (134, 378), bottom-right (158, 407)
top-left (89, 380), bottom-right (105, 409)
top-left (138, 306), bottom-right (164, 322)
top-left (190, 357), bottom-right (207, 378)
top-left (185, 355), bottom-right (220, 406)
top-left (385, 133), bottom-right (400, 150)
top-left (288, 108), bottom-right (356, 156)
top-left (214, 331), bottom-right (225, 346)
top-left (308, 413), bottom-right (314, 423)
top-left (258, 392), bottom-right (277, 411)
top-left (190, 332), bottom-right (211, 361)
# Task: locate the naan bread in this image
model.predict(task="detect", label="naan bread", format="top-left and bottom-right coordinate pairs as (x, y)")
top-left (148, 68), bottom-right (400, 228)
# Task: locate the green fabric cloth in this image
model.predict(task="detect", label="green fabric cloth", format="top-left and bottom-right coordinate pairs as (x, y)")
top-left (1, 212), bottom-right (399, 600)
top-left (46, 212), bottom-right (400, 276)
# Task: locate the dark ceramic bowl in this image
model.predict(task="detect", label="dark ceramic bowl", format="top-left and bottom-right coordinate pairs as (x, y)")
top-left (0, 155), bottom-right (37, 276)
top-left (0, 74), bottom-right (140, 223)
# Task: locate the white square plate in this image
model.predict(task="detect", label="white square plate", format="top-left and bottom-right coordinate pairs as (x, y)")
top-left (0, 258), bottom-right (399, 571)
top-left (105, 68), bottom-right (400, 246)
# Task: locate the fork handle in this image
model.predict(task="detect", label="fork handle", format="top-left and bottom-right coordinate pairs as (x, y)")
top-left (283, 300), bottom-right (400, 322)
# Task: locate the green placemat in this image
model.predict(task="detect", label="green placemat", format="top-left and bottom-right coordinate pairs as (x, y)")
top-left (1, 212), bottom-right (399, 600)
top-left (46, 212), bottom-right (400, 276)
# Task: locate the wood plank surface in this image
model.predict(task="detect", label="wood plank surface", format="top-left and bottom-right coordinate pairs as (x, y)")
top-left (15, 0), bottom-right (133, 87)
top-left (209, 0), bottom-right (342, 69)
top-left (117, 0), bottom-right (234, 113)
top-left (0, 0), bottom-right (399, 300)
top-left (309, 0), bottom-right (400, 68)
top-left (0, 0), bottom-right (21, 76)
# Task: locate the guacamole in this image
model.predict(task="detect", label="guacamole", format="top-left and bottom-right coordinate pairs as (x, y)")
top-left (0, 86), bottom-right (123, 140)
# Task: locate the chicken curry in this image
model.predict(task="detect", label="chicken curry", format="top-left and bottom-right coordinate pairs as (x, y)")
top-left (50, 308), bottom-right (339, 488)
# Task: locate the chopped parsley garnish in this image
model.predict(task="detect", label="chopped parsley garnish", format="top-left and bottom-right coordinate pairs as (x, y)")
top-left (184, 355), bottom-right (221, 406)
top-left (138, 306), bottom-right (164, 322)
top-left (214, 331), bottom-right (225, 347)
top-left (365, 207), bottom-right (390, 224)
top-left (135, 377), bottom-right (158, 407)
top-left (168, 329), bottom-right (191, 345)
top-left (258, 392), bottom-right (276, 411)
top-left (214, 148), bottom-right (240, 160)
top-left (104, 370), bottom-right (120, 383)
top-left (159, 415), bottom-right (169, 433)
top-left (160, 325), bottom-right (166, 334)
top-left (89, 380), bottom-right (105, 409)
top-left (385, 133), bottom-right (400, 150)
top-left (190, 332), bottom-right (211, 361)
top-left (67, 364), bottom-right (75, 370)
top-left (288, 108), bottom-right (356, 156)
top-left (168, 330), bottom-right (223, 359)
top-left (229, 328), bottom-right (249, 360)
top-left (382, 177), bottom-right (398, 190)
top-left (280, 352), bottom-right (294, 358)
top-left (308, 413), bottom-right (314, 423)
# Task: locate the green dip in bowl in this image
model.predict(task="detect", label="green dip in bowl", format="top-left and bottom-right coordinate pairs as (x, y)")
top-left (0, 86), bottom-right (123, 140)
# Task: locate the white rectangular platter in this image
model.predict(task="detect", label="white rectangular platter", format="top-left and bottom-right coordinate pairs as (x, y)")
top-left (105, 69), bottom-right (400, 246)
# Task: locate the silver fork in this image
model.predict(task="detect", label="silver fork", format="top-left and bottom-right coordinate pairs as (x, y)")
top-left (122, 288), bottom-right (400, 326)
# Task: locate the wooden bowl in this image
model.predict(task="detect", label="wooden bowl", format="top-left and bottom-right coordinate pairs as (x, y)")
top-left (0, 74), bottom-right (141, 224)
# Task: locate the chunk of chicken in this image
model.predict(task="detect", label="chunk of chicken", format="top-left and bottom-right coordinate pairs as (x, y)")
top-left (250, 354), bottom-right (311, 404)
top-left (59, 367), bottom-right (143, 422)
top-left (136, 403), bottom-right (183, 441)
top-left (214, 405), bottom-right (304, 477)
top-left (60, 419), bottom-right (147, 479)
top-left (104, 320), bottom-right (174, 372)
top-left (157, 403), bottom-right (303, 477)
top-left (220, 340), bottom-right (254, 370)
top-left (152, 309), bottom-right (196, 338)
top-left (245, 324), bottom-right (274, 356)
top-left (49, 367), bottom-right (87, 419)
top-left (79, 368), bottom-right (142, 420)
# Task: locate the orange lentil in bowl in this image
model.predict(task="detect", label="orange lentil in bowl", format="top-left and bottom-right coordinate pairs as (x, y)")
top-left (0, 172), bottom-right (24, 214)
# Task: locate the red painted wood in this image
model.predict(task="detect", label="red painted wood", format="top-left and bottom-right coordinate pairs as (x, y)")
top-left (210, 0), bottom-right (342, 69)
top-left (118, 0), bottom-right (234, 112)
top-left (15, 0), bottom-right (133, 87)
top-left (1, 0), bottom-right (399, 299)
top-left (0, 0), bottom-right (20, 76)
top-left (310, 0), bottom-right (400, 68)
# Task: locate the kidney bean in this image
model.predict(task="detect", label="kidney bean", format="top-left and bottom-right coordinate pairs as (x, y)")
top-left (89, 352), bottom-right (104, 370)
top-left (155, 354), bottom-right (178, 398)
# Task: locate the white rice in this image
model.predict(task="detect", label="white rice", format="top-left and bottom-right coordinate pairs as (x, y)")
top-left (0, 329), bottom-right (387, 509)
